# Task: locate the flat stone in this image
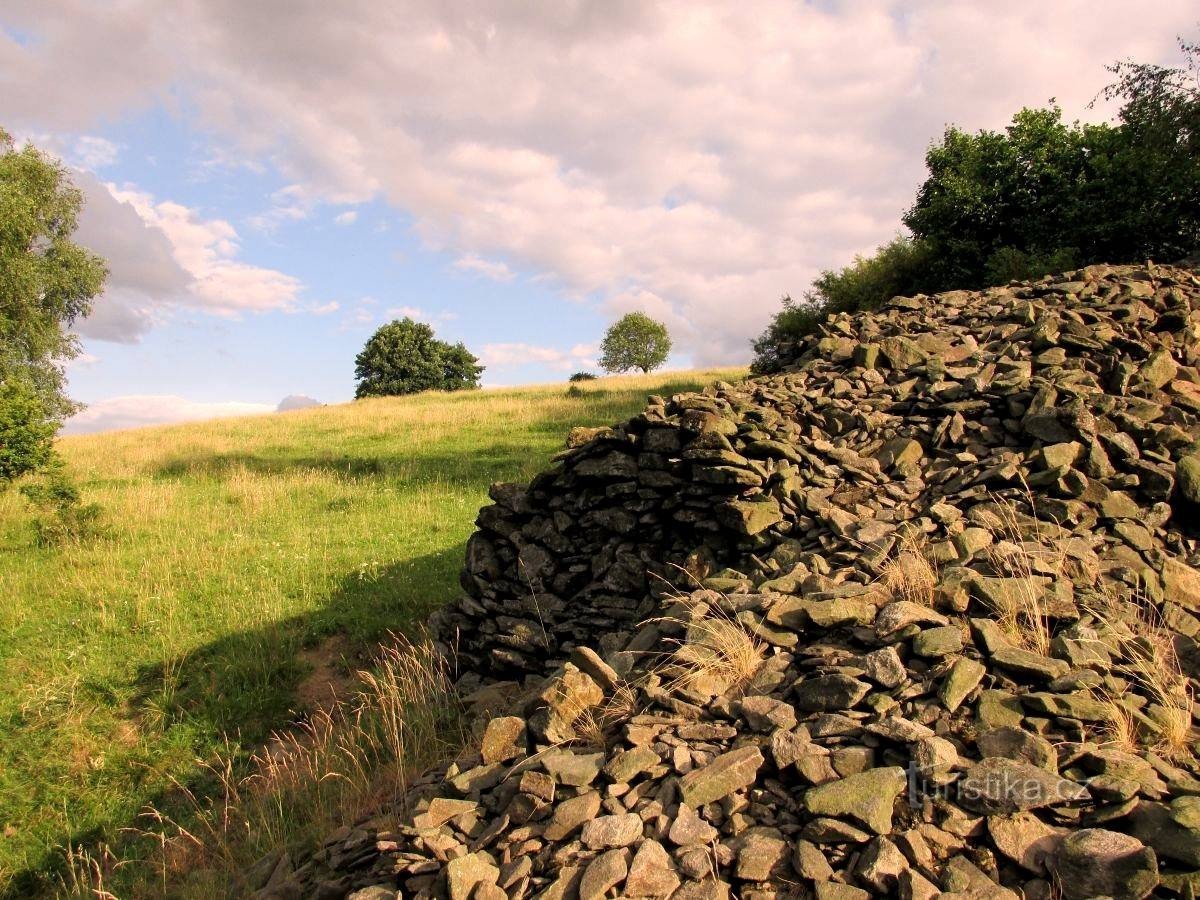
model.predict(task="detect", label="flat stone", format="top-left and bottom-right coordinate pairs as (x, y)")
top-left (1178, 454), bottom-right (1200, 504)
top-left (543, 790), bottom-right (601, 841)
top-left (446, 852), bottom-right (500, 900)
top-left (977, 726), bottom-right (1057, 771)
top-left (804, 766), bottom-right (907, 834)
top-left (957, 758), bottom-right (1087, 814)
top-left (976, 689), bottom-right (1025, 728)
top-left (875, 601), bottom-right (948, 636)
top-left (912, 625), bottom-right (964, 657)
top-left (603, 746), bottom-right (660, 783)
top-left (678, 745), bottom-right (763, 807)
top-left (578, 848), bottom-right (629, 900)
top-left (738, 695), bottom-right (797, 731)
top-left (421, 798), bottom-right (480, 828)
top-left (541, 750), bottom-right (604, 786)
top-left (479, 717), bottom-right (527, 765)
top-left (793, 674), bottom-right (871, 712)
top-left (668, 803), bottom-right (719, 846)
top-left (581, 812), bottom-right (643, 849)
top-left (717, 497), bottom-right (783, 535)
top-left (732, 827), bottom-right (788, 881)
top-left (988, 811), bottom-right (1064, 873)
top-left (862, 646), bottom-right (907, 688)
top-left (793, 838), bottom-right (834, 880)
top-left (1163, 558), bottom-right (1200, 611)
top-left (1129, 800), bottom-right (1200, 867)
top-left (938, 657), bottom-right (986, 712)
top-left (990, 646), bottom-right (1069, 681)
top-left (624, 839), bottom-right (680, 898)
top-left (1050, 828), bottom-right (1159, 900)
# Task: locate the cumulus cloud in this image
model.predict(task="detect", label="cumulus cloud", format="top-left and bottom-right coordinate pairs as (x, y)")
top-left (334, 210), bottom-right (358, 226)
top-left (71, 174), bottom-right (304, 341)
top-left (64, 395), bottom-right (274, 434)
top-left (480, 342), bottom-right (598, 373)
top-left (5, 1), bottom-right (1196, 361)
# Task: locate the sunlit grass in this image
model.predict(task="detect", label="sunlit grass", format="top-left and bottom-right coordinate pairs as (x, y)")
top-left (0, 368), bottom-right (743, 896)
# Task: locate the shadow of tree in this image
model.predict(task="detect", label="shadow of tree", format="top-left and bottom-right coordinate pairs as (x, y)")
top-left (4, 546), bottom-right (464, 899)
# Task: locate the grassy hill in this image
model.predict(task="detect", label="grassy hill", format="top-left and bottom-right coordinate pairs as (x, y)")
top-left (0, 369), bottom-right (743, 896)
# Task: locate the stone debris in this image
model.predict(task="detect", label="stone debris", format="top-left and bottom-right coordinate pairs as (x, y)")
top-left (259, 264), bottom-right (1200, 898)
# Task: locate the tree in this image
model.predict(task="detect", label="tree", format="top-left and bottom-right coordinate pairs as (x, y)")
top-left (354, 317), bottom-right (483, 398)
top-left (751, 36), bottom-right (1200, 372)
top-left (599, 313), bottom-right (671, 374)
top-left (1, 129), bottom-right (107, 484)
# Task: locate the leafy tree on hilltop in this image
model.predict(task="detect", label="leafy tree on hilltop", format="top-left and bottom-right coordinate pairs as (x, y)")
top-left (599, 312), bottom-right (671, 374)
top-left (1, 128), bottom-right (107, 483)
top-left (752, 36), bottom-right (1200, 372)
top-left (354, 318), bottom-right (483, 398)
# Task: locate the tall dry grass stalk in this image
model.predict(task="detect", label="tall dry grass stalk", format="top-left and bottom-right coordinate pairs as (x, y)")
top-left (880, 532), bottom-right (937, 606)
top-left (976, 492), bottom-right (1070, 656)
top-left (1088, 590), bottom-right (1196, 760)
top-left (657, 593), bottom-right (766, 698)
top-left (104, 634), bottom-right (465, 897)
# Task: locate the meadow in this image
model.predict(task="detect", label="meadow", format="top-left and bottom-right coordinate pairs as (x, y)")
top-left (0, 369), bottom-right (742, 897)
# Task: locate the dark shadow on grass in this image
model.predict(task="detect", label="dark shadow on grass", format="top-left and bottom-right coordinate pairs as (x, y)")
top-left (2, 545), bottom-right (464, 899)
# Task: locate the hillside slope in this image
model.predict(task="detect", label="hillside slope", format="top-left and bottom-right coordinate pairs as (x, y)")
top-left (0, 370), bottom-right (742, 896)
top-left (291, 264), bottom-right (1200, 899)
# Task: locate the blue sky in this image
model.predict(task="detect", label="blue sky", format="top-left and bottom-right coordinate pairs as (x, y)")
top-left (2, 2), bottom-right (1194, 432)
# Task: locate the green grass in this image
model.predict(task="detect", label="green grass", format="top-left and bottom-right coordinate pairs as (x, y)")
top-left (0, 369), bottom-right (743, 897)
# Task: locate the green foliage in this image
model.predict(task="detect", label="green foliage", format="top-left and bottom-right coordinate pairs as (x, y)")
top-left (752, 37), bottom-right (1200, 372)
top-left (0, 128), bottom-right (107, 482)
top-left (19, 460), bottom-right (102, 546)
top-left (0, 379), bottom-right (56, 482)
top-left (568, 371), bottom-right (598, 382)
top-left (751, 236), bottom-right (934, 374)
top-left (599, 312), bottom-right (672, 374)
top-left (354, 318), bottom-right (483, 398)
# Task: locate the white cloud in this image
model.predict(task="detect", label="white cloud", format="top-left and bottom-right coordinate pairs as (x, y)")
top-left (72, 135), bottom-right (119, 169)
top-left (5, 1), bottom-right (1197, 362)
top-left (453, 253), bottom-right (515, 282)
top-left (247, 183), bottom-right (313, 233)
top-left (71, 175), bottom-right (304, 341)
top-left (334, 210), bottom-right (358, 226)
top-left (480, 341), bottom-right (598, 373)
top-left (64, 395), bottom-right (274, 434)
top-left (309, 301), bottom-right (340, 315)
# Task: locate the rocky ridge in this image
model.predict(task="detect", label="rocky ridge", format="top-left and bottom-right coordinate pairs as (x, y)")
top-left (267, 263), bottom-right (1200, 899)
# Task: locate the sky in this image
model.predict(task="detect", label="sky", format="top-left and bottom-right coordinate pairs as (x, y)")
top-left (1, 1), bottom-right (1195, 433)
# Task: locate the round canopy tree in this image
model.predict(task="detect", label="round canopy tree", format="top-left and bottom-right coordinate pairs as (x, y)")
top-left (1, 129), bottom-right (107, 484)
top-left (599, 312), bottom-right (671, 374)
top-left (354, 318), bottom-right (483, 398)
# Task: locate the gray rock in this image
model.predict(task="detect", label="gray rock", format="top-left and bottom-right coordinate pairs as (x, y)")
top-left (1049, 828), bottom-right (1158, 900)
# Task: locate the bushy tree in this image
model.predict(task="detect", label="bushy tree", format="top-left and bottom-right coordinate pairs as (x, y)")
top-left (1, 128), bottom-right (107, 484)
top-left (354, 318), bottom-right (483, 398)
top-left (752, 37), bottom-right (1200, 372)
top-left (599, 313), bottom-right (671, 374)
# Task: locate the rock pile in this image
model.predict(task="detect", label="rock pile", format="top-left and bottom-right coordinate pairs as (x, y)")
top-left (271, 263), bottom-right (1200, 899)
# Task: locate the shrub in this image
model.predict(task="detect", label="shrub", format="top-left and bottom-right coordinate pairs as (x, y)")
top-left (19, 462), bottom-right (103, 546)
top-left (568, 371), bottom-right (598, 382)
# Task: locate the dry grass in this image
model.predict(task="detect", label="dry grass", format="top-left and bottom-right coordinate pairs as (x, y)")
top-left (659, 593), bottom-right (767, 699)
top-left (57, 634), bottom-right (465, 899)
top-left (572, 682), bottom-right (640, 750)
top-left (976, 493), bottom-right (1069, 656)
top-left (880, 531), bottom-right (937, 606)
top-left (1088, 589), bottom-right (1197, 760)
